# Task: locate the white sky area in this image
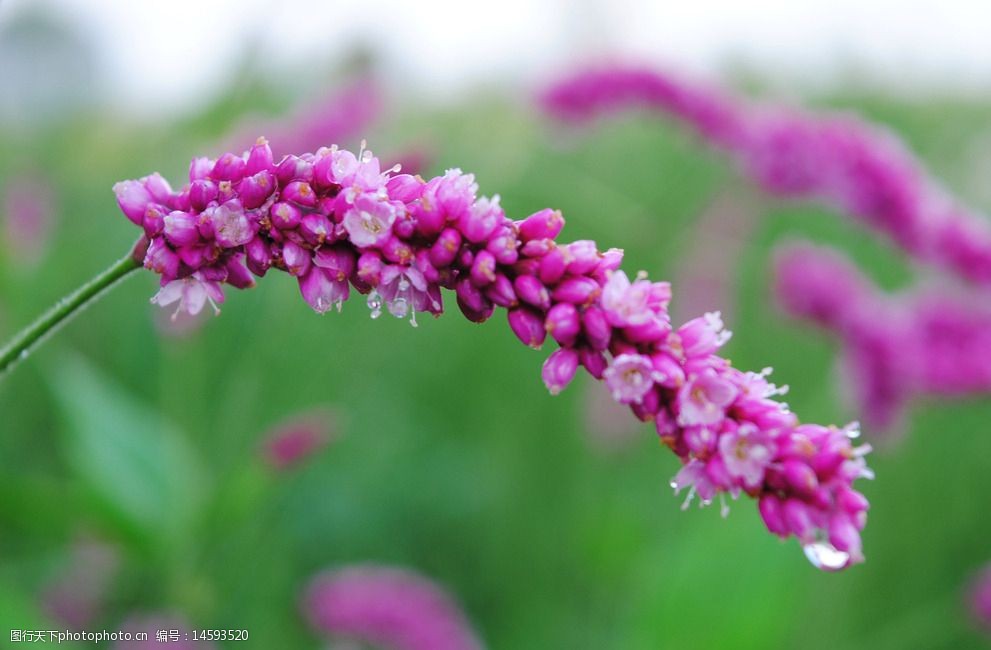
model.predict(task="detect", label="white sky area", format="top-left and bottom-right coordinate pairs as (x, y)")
top-left (4, 0), bottom-right (991, 115)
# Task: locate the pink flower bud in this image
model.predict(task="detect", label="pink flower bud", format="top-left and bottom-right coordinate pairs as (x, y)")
top-left (514, 274), bottom-right (551, 310)
top-left (429, 228), bottom-right (461, 268)
top-left (357, 252), bottom-right (384, 286)
top-left (782, 459), bottom-right (819, 495)
top-left (782, 498), bottom-right (816, 543)
top-left (283, 241), bottom-right (311, 277)
top-left (508, 308), bottom-right (546, 348)
top-left (551, 276), bottom-right (600, 305)
top-left (579, 348), bottom-right (607, 379)
top-left (113, 180), bottom-right (153, 226)
top-left (581, 305), bottom-right (612, 350)
top-left (314, 245), bottom-right (356, 282)
top-left (545, 302), bottom-right (580, 346)
top-left (542, 348), bottom-right (580, 395)
top-left (143, 238), bottom-right (180, 280)
top-left (518, 208), bottom-right (564, 241)
top-left (246, 237), bottom-right (271, 276)
top-left (566, 240), bottom-right (600, 274)
top-left (163, 211), bottom-right (199, 247)
top-left (485, 273), bottom-right (517, 307)
top-left (211, 152), bottom-right (246, 182)
top-left (300, 213), bottom-right (333, 246)
top-left (486, 228), bottom-right (519, 265)
top-left (382, 236), bottom-right (414, 264)
top-left (283, 180), bottom-right (318, 208)
top-left (470, 250), bottom-right (497, 286)
top-left (759, 494), bottom-right (789, 537)
top-left (237, 171), bottom-right (276, 209)
top-left (459, 195), bottom-right (502, 243)
top-left (386, 174), bottom-right (423, 202)
top-left (189, 180), bottom-right (218, 212)
top-left (244, 137), bottom-right (274, 176)
top-left (189, 156), bottom-right (213, 181)
top-left (538, 246), bottom-right (568, 285)
top-left (276, 155), bottom-right (313, 185)
top-left (270, 201), bottom-right (301, 230)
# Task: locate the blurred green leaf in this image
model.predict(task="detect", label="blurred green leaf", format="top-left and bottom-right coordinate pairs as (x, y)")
top-left (48, 354), bottom-right (206, 551)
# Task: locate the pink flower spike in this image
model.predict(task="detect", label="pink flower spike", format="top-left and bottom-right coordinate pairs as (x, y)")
top-left (303, 565), bottom-right (483, 650)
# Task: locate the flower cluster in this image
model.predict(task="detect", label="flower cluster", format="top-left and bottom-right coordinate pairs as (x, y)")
top-left (302, 565), bottom-right (483, 650)
top-left (541, 66), bottom-right (991, 288)
top-left (115, 141), bottom-right (872, 568)
top-left (775, 241), bottom-right (991, 431)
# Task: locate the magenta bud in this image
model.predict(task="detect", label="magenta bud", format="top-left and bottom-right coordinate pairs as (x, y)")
top-left (189, 179), bottom-right (218, 212)
top-left (782, 459), bottom-right (819, 495)
top-left (178, 244), bottom-right (207, 268)
top-left (314, 245), bottom-right (356, 282)
top-left (624, 319), bottom-right (671, 343)
top-left (512, 258), bottom-right (540, 277)
top-left (276, 155), bottom-right (314, 185)
top-left (759, 495), bottom-right (789, 537)
top-left (538, 246), bottom-right (568, 285)
top-left (211, 152), bottom-right (246, 182)
top-left (113, 180), bottom-right (153, 226)
top-left (270, 201), bottom-right (302, 230)
top-left (216, 180), bottom-right (236, 203)
top-left (428, 228), bottom-right (461, 268)
top-left (455, 277), bottom-right (486, 313)
top-left (142, 204), bottom-right (167, 238)
top-left (393, 212), bottom-right (416, 240)
top-left (460, 195), bottom-right (503, 243)
top-left (486, 228), bottom-right (519, 265)
top-left (581, 306), bottom-right (612, 351)
top-left (782, 498), bottom-right (816, 543)
top-left (142, 173), bottom-right (173, 205)
top-left (837, 487), bottom-right (870, 516)
top-left (282, 240), bottom-right (311, 277)
top-left (303, 213), bottom-right (335, 246)
top-left (246, 237), bottom-right (271, 276)
top-left (513, 274), bottom-right (551, 310)
top-left (283, 180), bottom-right (318, 208)
top-left (457, 248), bottom-right (474, 269)
top-left (508, 308), bottom-right (546, 349)
top-left (237, 171), bottom-right (276, 209)
top-left (143, 237), bottom-right (180, 279)
top-left (518, 208), bottom-right (564, 241)
top-left (485, 273), bottom-right (517, 307)
top-left (357, 252), bottom-right (384, 286)
top-left (542, 348), bottom-right (580, 395)
top-left (632, 388), bottom-right (661, 421)
top-left (386, 174), bottom-right (423, 202)
top-left (189, 156), bottom-right (214, 182)
top-left (592, 247), bottom-right (625, 283)
top-left (827, 514), bottom-right (862, 564)
top-left (650, 352), bottom-right (685, 388)
top-left (225, 254), bottom-right (255, 289)
top-left (551, 276), bottom-right (601, 305)
top-left (545, 302), bottom-right (580, 346)
top-left (414, 249), bottom-right (441, 284)
top-left (566, 240), bottom-right (601, 274)
top-left (414, 202), bottom-right (446, 237)
top-left (579, 348), bottom-right (607, 379)
top-left (521, 238), bottom-right (554, 258)
top-left (382, 236), bottom-right (414, 264)
top-left (163, 210), bottom-right (199, 247)
top-left (470, 250), bottom-right (497, 286)
top-left (208, 200), bottom-right (254, 248)
top-left (244, 138), bottom-right (274, 176)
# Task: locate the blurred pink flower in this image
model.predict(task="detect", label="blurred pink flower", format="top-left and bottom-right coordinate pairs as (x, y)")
top-left (41, 539), bottom-right (119, 629)
top-left (541, 65), bottom-right (991, 289)
top-left (261, 408), bottom-right (338, 470)
top-left (2, 171), bottom-right (55, 266)
top-left (969, 564), bottom-right (991, 633)
top-left (774, 241), bottom-right (991, 432)
top-left (302, 565), bottom-right (484, 650)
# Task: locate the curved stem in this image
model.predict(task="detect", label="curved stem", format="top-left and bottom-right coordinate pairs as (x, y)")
top-left (0, 248), bottom-right (143, 377)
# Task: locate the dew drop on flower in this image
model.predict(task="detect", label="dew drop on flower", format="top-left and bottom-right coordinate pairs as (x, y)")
top-left (803, 541), bottom-right (850, 571)
top-left (389, 297), bottom-right (409, 319)
top-left (366, 290), bottom-right (383, 319)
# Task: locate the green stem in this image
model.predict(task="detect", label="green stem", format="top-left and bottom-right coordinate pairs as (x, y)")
top-left (0, 249), bottom-right (143, 377)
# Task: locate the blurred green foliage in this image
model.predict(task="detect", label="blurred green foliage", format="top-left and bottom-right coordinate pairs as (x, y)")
top-left (1, 77), bottom-right (991, 649)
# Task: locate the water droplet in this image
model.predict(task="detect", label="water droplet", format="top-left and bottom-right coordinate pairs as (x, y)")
top-left (366, 291), bottom-right (383, 319)
top-left (388, 297), bottom-right (409, 319)
top-left (803, 541), bottom-right (850, 571)
top-left (19, 350), bottom-right (28, 361)
top-left (669, 480), bottom-right (678, 489)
